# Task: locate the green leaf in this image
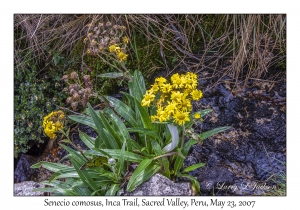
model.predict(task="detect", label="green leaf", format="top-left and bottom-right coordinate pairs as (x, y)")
top-left (124, 93), bottom-right (152, 129)
top-left (127, 128), bottom-right (161, 141)
top-left (182, 163), bottom-right (205, 173)
top-left (88, 148), bottom-right (112, 158)
top-left (116, 143), bottom-right (126, 178)
top-left (133, 70), bottom-right (146, 99)
top-left (104, 107), bottom-right (132, 152)
top-left (88, 148), bottom-right (144, 163)
top-left (87, 103), bottom-right (119, 149)
top-left (40, 180), bottom-right (71, 189)
top-left (199, 109), bottom-right (213, 117)
top-left (97, 72), bottom-right (124, 78)
top-left (73, 186), bottom-right (92, 196)
top-left (79, 130), bottom-right (95, 150)
top-left (127, 159), bottom-right (161, 192)
top-left (49, 168), bottom-right (79, 181)
top-left (68, 115), bottom-right (96, 130)
top-left (31, 161), bottom-right (72, 172)
top-left (96, 107), bottom-right (122, 148)
top-left (128, 73), bottom-right (143, 102)
top-left (151, 139), bottom-right (170, 178)
top-left (180, 174), bottom-right (201, 194)
top-left (32, 187), bottom-right (57, 193)
top-left (199, 126), bottom-right (231, 141)
top-left (105, 184), bottom-right (120, 196)
top-left (69, 156), bottom-right (98, 193)
top-left (173, 139), bottom-right (198, 176)
top-left (60, 144), bottom-right (87, 166)
top-left (105, 96), bottom-right (138, 127)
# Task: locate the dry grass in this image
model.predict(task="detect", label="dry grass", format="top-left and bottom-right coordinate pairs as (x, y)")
top-left (14, 14), bottom-right (286, 88)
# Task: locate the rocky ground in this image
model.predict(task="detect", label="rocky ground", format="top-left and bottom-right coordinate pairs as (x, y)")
top-left (183, 74), bottom-right (286, 195)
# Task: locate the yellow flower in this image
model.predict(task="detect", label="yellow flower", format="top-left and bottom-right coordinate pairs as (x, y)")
top-left (183, 88), bottom-right (192, 97)
top-left (150, 83), bottom-right (159, 93)
top-left (186, 72), bottom-right (197, 80)
top-left (141, 91), bottom-right (155, 107)
top-left (165, 101), bottom-right (177, 115)
top-left (190, 89), bottom-right (203, 100)
top-left (179, 74), bottom-right (187, 87)
top-left (122, 36), bottom-right (129, 44)
top-left (156, 107), bottom-right (170, 122)
top-left (156, 96), bottom-right (165, 107)
top-left (171, 73), bottom-right (182, 89)
top-left (171, 91), bottom-right (183, 103)
top-left (151, 115), bottom-right (157, 122)
top-left (194, 113), bottom-right (201, 119)
top-left (140, 72), bottom-right (203, 124)
top-left (117, 52), bottom-right (128, 62)
top-left (109, 44), bottom-right (118, 52)
top-left (44, 121), bottom-right (57, 139)
top-left (161, 83), bottom-right (172, 93)
top-left (155, 77), bottom-right (167, 86)
top-left (178, 98), bottom-right (192, 111)
top-left (55, 121), bottom-right (63, 130)
top-left (42, 111), bottom-right (65, 139)
top-left (173, 110), bottom-right (190, 125)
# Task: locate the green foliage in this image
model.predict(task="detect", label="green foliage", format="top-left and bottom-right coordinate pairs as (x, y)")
top-left (98, 70), bottom-right (231, 193)
top-left (14, 53), bottom-right (67, 157)
top-left (31, 70), bottom-right (230, 195)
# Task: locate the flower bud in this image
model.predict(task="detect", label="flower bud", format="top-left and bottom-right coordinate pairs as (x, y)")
top-left (69, 71), bottom-right (78, 80)
top-left (73, 84), bottom-right (80, 90)
top-left (61, 75), bottom-right (68, 82)
top-left (71, 102), bottom-right (78, 111)
top-left (78, 90), bottom-right (84, 95)
top-left (108, 158), bottom-right (116, 165)
top-left (83, 75), bottom-right (90, 82)
top-left (73, 93), bottom-right (80, 100)
top-left (81, 95), bottom-right (88, 108)
top-left (69, 84), bottom-right (74, 90)
top-left (85, 81), bottom-right (92, 88)
top-left (66, 97), bottom-right (73, 104)
top-left (85, 88), bottom-right (92, 95)
top-left (70, 88), bottom-right (76, 95)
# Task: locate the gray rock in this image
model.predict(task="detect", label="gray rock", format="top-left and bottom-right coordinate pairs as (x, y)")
top-left (14, 154), bottom-right (38, 183)
top-left (196, 166), bottom-right (234, 193)
top-left (124, 173), bottom-right (194, 196)
top-left (14, 181), bottom-right (45, 196)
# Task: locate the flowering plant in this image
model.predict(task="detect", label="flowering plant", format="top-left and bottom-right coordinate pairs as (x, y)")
top-left (142, 72), bottom-right (202, 125)
top-left (33, 70), bottom-right (230, 195)
top-left (42, 111), bottom-right (65, 139)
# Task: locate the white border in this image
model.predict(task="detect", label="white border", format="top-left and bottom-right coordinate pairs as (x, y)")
top-left (3, 1), bottom-right (298, 209)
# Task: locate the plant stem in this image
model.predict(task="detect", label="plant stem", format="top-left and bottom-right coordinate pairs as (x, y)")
top-left (153, 152), bottom-right (178, 161)
top-left (181, 125), bottom-right (185, 149)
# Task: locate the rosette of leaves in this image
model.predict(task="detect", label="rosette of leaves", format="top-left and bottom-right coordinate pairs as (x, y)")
top-left (93, 70), bottom-right (231, 193)
top-left (32, 70), bottom-right (230, 195)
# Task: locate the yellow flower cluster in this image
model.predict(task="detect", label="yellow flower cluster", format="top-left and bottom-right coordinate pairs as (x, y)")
top-left (109, 44), bottom-right (128, 62)
top-left (141, 72), bottom-right (203, 125)
top-left (42, 111), bottom-right (65, 139)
